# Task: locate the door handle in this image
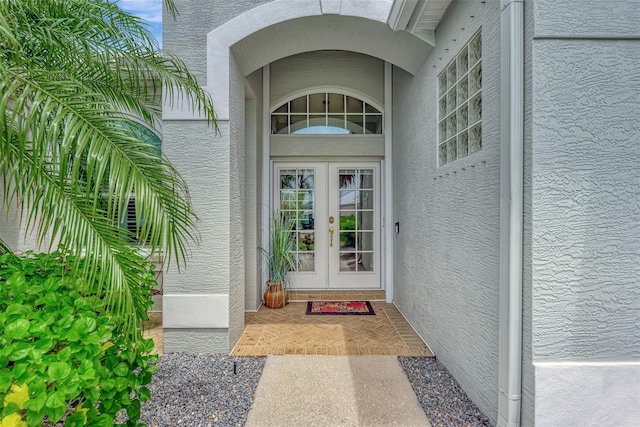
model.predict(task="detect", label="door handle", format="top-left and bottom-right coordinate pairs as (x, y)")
top-left (329, 226), bottom-right (334, 247)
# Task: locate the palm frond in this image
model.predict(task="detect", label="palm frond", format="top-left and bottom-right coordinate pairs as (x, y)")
top-left (0, 0), bottom-right (215, 338)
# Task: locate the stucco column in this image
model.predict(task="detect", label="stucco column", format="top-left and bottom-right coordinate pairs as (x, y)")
top-left (531, 1), bottom-right (640, 425)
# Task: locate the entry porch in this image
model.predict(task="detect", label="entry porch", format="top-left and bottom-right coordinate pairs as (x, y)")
top-left (145, 291), bottom-right (433, 358)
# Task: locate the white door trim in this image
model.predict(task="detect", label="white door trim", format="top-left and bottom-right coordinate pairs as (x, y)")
top-left (328, 162), bottom-right (381, 289)
top-left (273, 162), bottom-right (328, 289)
top-left (271, 161), bottom-right (382, 290)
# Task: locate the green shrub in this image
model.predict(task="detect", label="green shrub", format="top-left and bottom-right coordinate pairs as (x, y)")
top-left (0, 251), bottom-right (158, 427)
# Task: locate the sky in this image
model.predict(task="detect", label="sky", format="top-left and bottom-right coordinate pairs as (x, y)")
top-left (118, 0), bottom-right (163, 47)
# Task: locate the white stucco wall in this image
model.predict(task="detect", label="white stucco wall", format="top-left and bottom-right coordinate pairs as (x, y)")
top-left (270, 51), bottom-right (384, 108)
top-left (161, 120), bottom-right (232, 352)
top-left (0, 182), bottom-right (27, 251)
top-left (392, 0), bottom-right (501, 423)
top-left (228, 54), bottom-right (246, 349)
top-left (520, 0), bottom-right (535, 425)
top-left (531, 0), bottom-right (640, 424)
top-left (245, 69), bottom-right (264, 312)
top-left (163, 0), bottom-right (273, 82)
top-left (0, 178), bottom-right (56, 253)
top-left (161, 1), bottom-right (274, 352)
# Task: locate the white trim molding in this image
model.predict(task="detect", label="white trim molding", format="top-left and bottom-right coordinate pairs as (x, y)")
top-left (163, 294), bottom-right (229, 328)
top-left (534, 362), bottom-right (640, 426)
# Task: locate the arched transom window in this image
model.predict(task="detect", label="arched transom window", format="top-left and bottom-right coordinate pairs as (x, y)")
top-left (271, 92), bottom-right (383, 135)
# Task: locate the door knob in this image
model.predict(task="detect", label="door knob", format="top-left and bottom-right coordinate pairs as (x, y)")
top-left (329, 226), bottom-right (334, 247)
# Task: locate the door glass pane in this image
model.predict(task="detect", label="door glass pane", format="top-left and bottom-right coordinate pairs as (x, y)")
top-left (358, 190), bottom-right (373, 210)
top-left (298, 253), bottom-right (315, 272)
top-left (297, 191), bottom-right (314, 209)
top-left (339, 171), bottom-right (356, 189)
top-left (280, 170), bottom-right (295, 188)
top-left (340, 231), bottom-right (356, 249)
top-left (338, 168), bottom-right (375, 272)
top-left (299, 210), bottom-right (314, 230)
top-left (357, 232), bottom-right (374, 251)
top-left (280, 168), bottom-right (315, 272)
top-left (357, 211), bottom-right (374, 231)
top-left (298, 170), bottom-right (314, 189)
top-left (339, 251), bottom-right (358, 271)
top-left (359, 170), bottom-right (374, 189)
top-left (280, 190), bottom-right (296, 209)
top-left (340, 211), bottom-right (356, 230)
top-left (298, 232), bottom-right (314, 250)
top-left (359, 253), bottom-right (373, 272)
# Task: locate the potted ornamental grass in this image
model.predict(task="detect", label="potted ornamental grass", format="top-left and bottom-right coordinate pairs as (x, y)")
top-left (261, 212), bottom-right (296, 308)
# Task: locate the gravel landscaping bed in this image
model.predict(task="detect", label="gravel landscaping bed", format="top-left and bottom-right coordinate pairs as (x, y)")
top-left (139, 354), bottom-right (266, 427)
top-left (399, 357), bottom-right (492, 427)
top-left (136, 354), bottom-right (489, 427)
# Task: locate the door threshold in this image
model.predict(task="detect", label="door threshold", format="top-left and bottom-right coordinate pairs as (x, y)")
top-left (288, 289), bottom-right (385, 302)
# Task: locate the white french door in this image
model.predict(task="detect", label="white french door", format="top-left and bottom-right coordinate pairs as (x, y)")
top-left (273, 161), bottom-right (381, 289)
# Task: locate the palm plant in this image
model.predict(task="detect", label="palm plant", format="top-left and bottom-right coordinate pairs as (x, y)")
top-left (263, 213), bottom-right (297, 283)
top-left (0, 0), bottom-right (216, 338)
top-left (261, 212), bottom-right (296, 308)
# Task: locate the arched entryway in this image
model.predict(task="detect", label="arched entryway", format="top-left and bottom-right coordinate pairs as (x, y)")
top-left (162, 0), bottom-right (435, 352)
top-left (198, 3), bottom-right (435, 313)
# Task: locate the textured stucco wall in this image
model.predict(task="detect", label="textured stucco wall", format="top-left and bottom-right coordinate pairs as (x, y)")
top-left (162, 121), bottom-right (230, 295)
top-left (161, 120), bottom-right (231, 353)
top-left (392, 0), bottom-right (501, 423)
top-left (228, 54), bottom-right (246, 349)
top-left (534, 0), bottom-right (640, 37)
top-left (163, 329), bottom-right (230, 353)
top-left (270, 51), bottom-right (384, 108)
top-left (0, 181), bottom-right (24, 251)
top-left (531, 1), bottom-right (640, 424)
top-left (161, 0), bottom-right (273, 352)
top-left (531, 4), bottom-right (640, 363)
top-left (0, 178), bottom-right (54, 253)
top-left (163, 0), bottom-right (273, 82)
top-left (520, 0), bottom-right (535, 425)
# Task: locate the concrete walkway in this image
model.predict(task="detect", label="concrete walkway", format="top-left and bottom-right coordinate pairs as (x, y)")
top-left (245, 355), bottom-right (431, 427)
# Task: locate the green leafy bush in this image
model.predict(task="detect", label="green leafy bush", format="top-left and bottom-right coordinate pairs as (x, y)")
top-left (0, 251), bottom-right (157, 427)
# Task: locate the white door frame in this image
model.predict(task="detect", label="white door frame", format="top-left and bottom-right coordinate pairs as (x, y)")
top-left (327, 161), bottom-right (381, 289)
top-left (272, 161), bottom-right (328, 289)
top-left (272, 161), bottom-right (381, 290)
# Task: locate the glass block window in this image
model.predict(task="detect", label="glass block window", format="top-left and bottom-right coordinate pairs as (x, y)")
top-left (271, 92), bottom-right (383, 135)
top-left (438, 30), bottom-right (482, 166)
